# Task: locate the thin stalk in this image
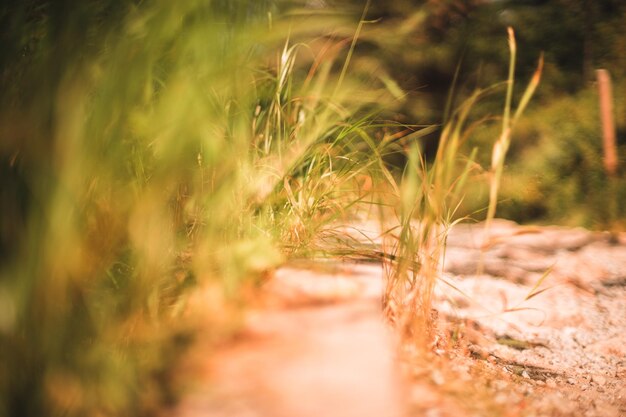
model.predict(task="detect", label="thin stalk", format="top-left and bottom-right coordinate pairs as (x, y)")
top-left (333, 0), bottom-right (371, 97)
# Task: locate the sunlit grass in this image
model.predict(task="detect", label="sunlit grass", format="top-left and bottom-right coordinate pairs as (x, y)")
top-left (381, 27), bottom-right (542, 345)
top-left (0, 2), bottom-right (400, 415)
top-left (485, 28), bottom-right (544, 232)
top-left (0, 1), bottom-right (544, 415)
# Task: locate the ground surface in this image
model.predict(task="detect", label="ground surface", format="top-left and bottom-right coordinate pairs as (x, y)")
top-left (169, 220), bottom-right (626, 417)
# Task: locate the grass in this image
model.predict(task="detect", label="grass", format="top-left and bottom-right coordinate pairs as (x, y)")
top-left (381, 27), bottom-right (542, 341)
top-left (485, 28), bottom-right (543, 232)
top-left (0, 1), bottom-right (541, 415)
top-left (0, 2), bottom-right (403, 415)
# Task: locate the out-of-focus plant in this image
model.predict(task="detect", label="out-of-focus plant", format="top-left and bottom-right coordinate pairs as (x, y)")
top-left (473, 84), bottom-right (625, 229)
top-left (485, 28), bottom-right (543, 231)
top-left (0, 1), bottom-right (402, 415)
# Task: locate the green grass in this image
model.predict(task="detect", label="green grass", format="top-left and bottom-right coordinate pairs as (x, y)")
top-left (0, 1), bottom-right (542, 415)
top-left (0, 2), bottom-right (404, 415)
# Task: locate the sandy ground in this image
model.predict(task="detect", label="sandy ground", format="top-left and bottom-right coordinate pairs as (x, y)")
top-left (168, 220), bottom-right (626, 417)
top-left (422, 220), bottom-right (626, 416)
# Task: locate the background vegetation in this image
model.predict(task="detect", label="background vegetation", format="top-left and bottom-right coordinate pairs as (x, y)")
top-left (335, 0), bottom-right (626, 227)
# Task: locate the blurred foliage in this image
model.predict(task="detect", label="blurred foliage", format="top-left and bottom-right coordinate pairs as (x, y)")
top-left (1, 0), bottom-right (624, 415)
top-left (0, 0), bottom-right (400, 416)
top-left (333, 0), bottom-right (626, 116)
top-left (333, 0), bottom-right (626, 226)
top-left (463, 84), bottom-right (626, 228)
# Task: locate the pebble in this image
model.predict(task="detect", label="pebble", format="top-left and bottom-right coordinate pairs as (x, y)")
top-left (425, 409), bottom-right (442, 417)
top-left (591, 374), bottom-right (606, 386)
top-left (492, 380), bottom-right (508, 391)
top-left (567, 378), bottom-right (576, 385)
top-left (430, 370), bottom-right (445, 386)
top-left (494, 393), bottom-right (509, 404)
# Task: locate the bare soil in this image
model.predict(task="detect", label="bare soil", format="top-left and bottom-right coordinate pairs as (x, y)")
top-left (414, 220), bottom-right (626, 417)
top-left (169, 220), bottom-right (626, 417)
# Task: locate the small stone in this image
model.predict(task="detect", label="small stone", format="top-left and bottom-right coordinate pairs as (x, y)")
top-left (591, 374), bottom-right (607, 386)
top-left (546, 378), bottom-right (557, 388)
top-left (522, 370), bottom-right (530, 379)
top-left (567, 378), bottom-right (576, 385)
top-left (494, 393), bottom-right (508, 404)
top-left (492, 380), bottom-right (508, 391)
top-left (535, 380), bottom-right (546, 386)
top-left (430, 369), bottom-right (445, 386)
top-left (425, 409), bottom-right (442, 417)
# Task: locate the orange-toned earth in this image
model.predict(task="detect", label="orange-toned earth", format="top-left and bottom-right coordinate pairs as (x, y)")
top-left (167, 220), bottom-right (626, 417)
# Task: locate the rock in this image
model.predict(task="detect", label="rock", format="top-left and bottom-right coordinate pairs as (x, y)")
top-left (493, 226), bottom-right (596, 253)
top-left (494, 393), bottom-right (509, 405)
top-left (492, 380), bottom-right (508, 391)
top-left (591, 374), bottom-right (607, 386)
top-left (430, 369), bottom-right (445, 386)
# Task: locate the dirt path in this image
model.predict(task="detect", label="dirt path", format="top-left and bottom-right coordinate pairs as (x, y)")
top-left (169, 220), bottom-right (626, 417)
top-left (169, 262), bottom-right (405, 417)
top-left (422, 220), bottom-right (626, 416)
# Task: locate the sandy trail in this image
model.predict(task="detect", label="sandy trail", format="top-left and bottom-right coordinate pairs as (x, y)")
top-left (169, 220), bottom-right (626, 417)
